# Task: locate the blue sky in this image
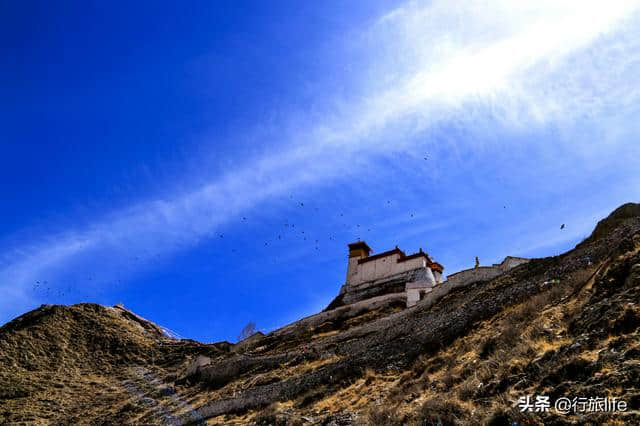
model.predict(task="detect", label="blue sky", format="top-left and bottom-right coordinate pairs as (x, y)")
top-left (2, 1), bottom-right (640, 342)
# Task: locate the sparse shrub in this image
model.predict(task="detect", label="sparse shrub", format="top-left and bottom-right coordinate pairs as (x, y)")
top-left (561, 303), bottom-right (579, 323)
top-left (457, 337), bottom-right (472, 354)
top-left (475, 363), bottom-right (497, 384)
top-left (458, 363), bottom-right (475, 380)
top-left (484, 395), bottom-right (536, 426)
top-left (444, 356), bottom-right (457, 370)
top-left (119, 402), bottom-right (137, 413)
top-left (366, 406), bottom-right (402, 425)
top-left (512, 297), bottom-right (540, 323)
top-left (253, 404), bottom-right (302, 426)
top-left (286, 417), bottom-right (304, 426)
top-left (441, 372), bottom-right (459, 389)
top-left (411, 358), bottom-right (426, 378)
top-left (498, 322), bottom-right (519, 349)
top-left (425, 356), bottom-right (445, 374)
top-left (457, 378), bottom-right (478, 401)
top-left (525, 322), bottom-right (546, 340)
top-left (253, 404), bottom-right (281, 426)
top-left (238, 321), bottom-right (257, 342)
top-left (512, 286), bottom-right (568, 325)
top-left (548, 280), bottom-right (567, 301)
top-left (479, 337), bottom-right (497, 359)
top-left (613, 308), bottom-right (640, 334)
top-left (514, 340), bottom-right (538, 363)
top-left (295, 386), bottom-right (328, 408)
top-left (485, 410), bottom-right (511, 426)
top-left (540, 357), bottom-right (599, 387)
top-left (417, 398), bottom-right (464, 426)
top-left (387, 386), bottom-right (405, 405)
top-left (364, 368), bottom-right (376, 385)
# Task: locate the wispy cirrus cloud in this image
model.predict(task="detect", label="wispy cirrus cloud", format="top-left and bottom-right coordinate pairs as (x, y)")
top-left (2, 0), bottom-right (640, 322)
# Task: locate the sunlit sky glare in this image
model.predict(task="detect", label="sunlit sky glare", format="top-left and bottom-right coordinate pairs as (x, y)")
top-left (2, 1), bottom-right (640, 342)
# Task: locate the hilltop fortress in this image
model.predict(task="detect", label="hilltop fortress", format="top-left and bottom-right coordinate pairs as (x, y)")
top-left (326, 241), bottom-right (528, 310)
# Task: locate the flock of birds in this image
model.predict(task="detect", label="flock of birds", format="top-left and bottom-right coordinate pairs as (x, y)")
top-left (29, 194), bottom-right (417, 299)
top-left (32, 281), bottom-right (73, 298)
top-left (221, 197), bottom-right (412, 260)
top-left (29, 176), bottom-right (569, 300)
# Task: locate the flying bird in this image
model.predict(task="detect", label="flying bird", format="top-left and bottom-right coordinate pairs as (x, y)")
top-left (560, 224), bottom-right (565, 230)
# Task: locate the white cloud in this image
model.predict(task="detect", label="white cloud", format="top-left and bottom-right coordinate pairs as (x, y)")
top-left (2, 0), bottom-right (639, 321)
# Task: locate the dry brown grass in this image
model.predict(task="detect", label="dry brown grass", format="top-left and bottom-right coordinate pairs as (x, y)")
top-left (346, 266), bottom-right (618, 425)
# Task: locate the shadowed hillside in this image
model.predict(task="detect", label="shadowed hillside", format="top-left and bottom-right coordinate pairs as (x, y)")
top-left (1, 203), bottom-right (640, 425)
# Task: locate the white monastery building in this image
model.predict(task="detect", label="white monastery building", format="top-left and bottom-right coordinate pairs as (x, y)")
top-left (331, 241), bottom-right (444, 308)
top-left (346, 241), bottom-right (444, 286)
top-left (327, 241), bottom-right (529, 311)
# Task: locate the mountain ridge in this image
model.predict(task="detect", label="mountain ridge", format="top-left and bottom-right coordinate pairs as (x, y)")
top-left (1, 203), bottom-right (640, 425)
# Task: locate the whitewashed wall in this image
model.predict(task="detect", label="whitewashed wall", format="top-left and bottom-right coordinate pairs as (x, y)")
top-left (347, 253), bottom-right (430, 286)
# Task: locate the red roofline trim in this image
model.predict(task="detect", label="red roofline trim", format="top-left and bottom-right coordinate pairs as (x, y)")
top-left (357, 247), bottom-right (405, 264)
top-left (401, 252), bottom-right (432, 263)
top-left (429, 262), bottom-right (444, 273)
top-left (357, 247), bottom-right (444, 272)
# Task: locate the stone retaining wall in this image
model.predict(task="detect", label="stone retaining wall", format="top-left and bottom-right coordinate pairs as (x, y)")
top-left (445, 266), bottom-right (504, 288)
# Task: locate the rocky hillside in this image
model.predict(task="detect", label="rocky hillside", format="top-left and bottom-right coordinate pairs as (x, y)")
top-left (1, 204), bottom-right (640, 425)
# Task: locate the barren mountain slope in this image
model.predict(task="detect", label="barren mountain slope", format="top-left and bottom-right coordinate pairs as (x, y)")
top-left (1, 203), bottom-right (639, 425)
